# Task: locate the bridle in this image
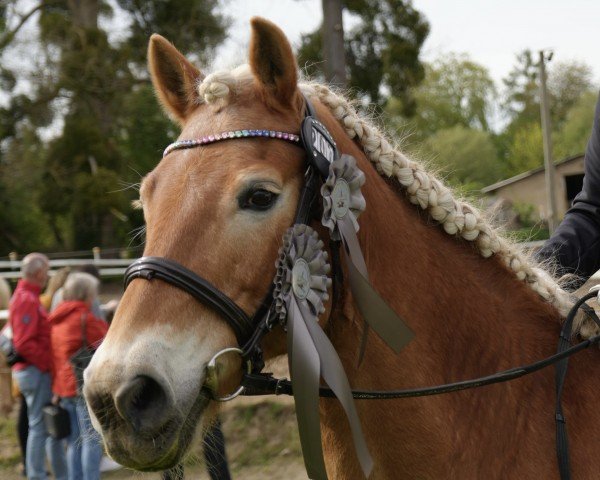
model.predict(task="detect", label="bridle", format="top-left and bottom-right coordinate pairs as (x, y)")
top-left (123, 95), bottom-right (600, 480)
top-left (124, 95), bottom-right (334, 380)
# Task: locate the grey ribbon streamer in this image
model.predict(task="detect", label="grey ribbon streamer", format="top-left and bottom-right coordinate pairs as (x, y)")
top-left (338, 216), bottom-right (414, 353)
top-left (287, 296), bottom-right (327, 479)
top-left (322, 154), bottom-right (414, 354)
top-left (277, 225), bottom-right (373, 480)
top-left (289, 295), bottom-right (373, 480)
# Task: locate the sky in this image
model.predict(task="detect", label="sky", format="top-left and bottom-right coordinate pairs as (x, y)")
top-left (213, 0), bottom-right (600, 88)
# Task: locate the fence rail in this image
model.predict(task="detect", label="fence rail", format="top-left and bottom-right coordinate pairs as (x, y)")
top-left (0, 250), bottom-right (135, 320)
top-left (0, 247), bottom-right (137, 281)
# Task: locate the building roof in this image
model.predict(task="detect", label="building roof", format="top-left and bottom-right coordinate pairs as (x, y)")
top-left (482, 153), bottom-right (584, 194)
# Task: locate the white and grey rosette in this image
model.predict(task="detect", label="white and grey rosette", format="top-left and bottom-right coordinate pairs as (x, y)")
top-left (273, 224), bottom-right (331, 325)
top-left (272, 223), bottom-right (373, 480)
top-left (321, 154), bottom-right (366, 240)
top-left (320, 153), bottom-right (414, 357)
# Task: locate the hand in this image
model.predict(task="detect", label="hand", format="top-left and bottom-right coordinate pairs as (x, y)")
top-left (51, 394), bottom-right (60, 405)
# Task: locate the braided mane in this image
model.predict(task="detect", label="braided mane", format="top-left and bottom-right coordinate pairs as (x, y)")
top-left (194, 68), bottom-right (597, 334)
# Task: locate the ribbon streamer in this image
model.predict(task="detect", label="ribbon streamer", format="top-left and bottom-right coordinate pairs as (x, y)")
top-left (275, 225), bottom-right (373, 480)
top-left (322, 155), bottom-right (414, 354)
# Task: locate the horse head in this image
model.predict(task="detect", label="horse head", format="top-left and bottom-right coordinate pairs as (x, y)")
top-left (83, 18), bottom-right (322, 470)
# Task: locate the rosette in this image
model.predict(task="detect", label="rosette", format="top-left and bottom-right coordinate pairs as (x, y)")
top-left (273, 224), bottom-right (373, 480)
top-left (321, 154), bottom-right (366, 240)
top-left (321, 154), bottom-right (414, 356)
top-left (273, 224), bottom-right (331, 325)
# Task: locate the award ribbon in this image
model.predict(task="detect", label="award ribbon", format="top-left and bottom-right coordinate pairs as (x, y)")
top-left (274, 224), bottom-right (373, 480)
top-left (321, 154), bottom-right (414, 355)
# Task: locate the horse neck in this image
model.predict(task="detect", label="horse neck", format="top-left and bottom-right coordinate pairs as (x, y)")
top-left (325, 141), bottom-right (563, 389)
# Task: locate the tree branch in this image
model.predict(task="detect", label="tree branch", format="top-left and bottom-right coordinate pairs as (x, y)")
top-left (0, 0), bottom-right (57, 50)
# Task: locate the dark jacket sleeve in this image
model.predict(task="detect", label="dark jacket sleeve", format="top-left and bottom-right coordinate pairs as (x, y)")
top-left (536, 91), bottom-right (600, 284)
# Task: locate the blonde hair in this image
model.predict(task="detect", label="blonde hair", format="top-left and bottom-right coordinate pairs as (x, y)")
top-left (43, 267), bottom-right (71, 299)
top-left (63, 272), bottom-right (99, 303)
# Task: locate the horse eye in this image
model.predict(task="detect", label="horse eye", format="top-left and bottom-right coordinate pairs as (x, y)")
top-left (240, 189), bottom-right (278, 211)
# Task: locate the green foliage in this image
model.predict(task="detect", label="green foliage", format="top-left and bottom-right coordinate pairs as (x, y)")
top-left (502, 50), bottom-right (540, 128)
top-left (548, 61), bottom-right (594, 128)
top-left (298, 0), bottom-right (429, 111)
top-left (512, 202), bottom-right (538, 228)
top-left (116, 85), bottom-right (176, 179)
top-left (0, 127), bottom-right (55, 252)
top-left (116, 0), bottom-right (228, 64)
top-left (500, 51), bottom-right (595, 166)
top-left (553, 90), bottom-right (597, 160)
top-left (506, 122), bottom-right (543, 176)
top-left (0, 0), bottom-right (229, 254)
top-left (421, 125), bottom-right (503, 190)
top-left (388, 54), bottom-right (497, 142)
top-left (510, 226), bottom-right (549, 242)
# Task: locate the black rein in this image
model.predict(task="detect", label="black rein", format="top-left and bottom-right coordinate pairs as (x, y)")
top-left (242, 291), bottom-right (600, 400)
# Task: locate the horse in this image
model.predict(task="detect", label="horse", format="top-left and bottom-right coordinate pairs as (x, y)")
top-left (83, 17), bottom-right (600, 479)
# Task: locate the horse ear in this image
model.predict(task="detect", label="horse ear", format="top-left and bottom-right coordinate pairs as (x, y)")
top-left (249, 17), bottom-right (298, 107)
top-left (148, 34), bottom-right (203, 124)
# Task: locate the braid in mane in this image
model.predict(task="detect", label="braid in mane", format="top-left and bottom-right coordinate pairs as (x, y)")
top-left (300, 82), bottom-right (578, 321)
top-left (195, 67), bottom-right (594, 333)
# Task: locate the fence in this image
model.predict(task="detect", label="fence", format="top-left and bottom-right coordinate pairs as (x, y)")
top-left (0, 247), bottom-right (139, 280)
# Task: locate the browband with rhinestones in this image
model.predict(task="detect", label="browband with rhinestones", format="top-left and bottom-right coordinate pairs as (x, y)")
top-left (163, 129), bottom-right (301, 157)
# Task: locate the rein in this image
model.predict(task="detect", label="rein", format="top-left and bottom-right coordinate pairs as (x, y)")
top-left (241, 292), bottom-right (600, 400)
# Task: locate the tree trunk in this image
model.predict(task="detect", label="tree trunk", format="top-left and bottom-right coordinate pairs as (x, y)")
top-left (322, 0), bottom-right (347, 87)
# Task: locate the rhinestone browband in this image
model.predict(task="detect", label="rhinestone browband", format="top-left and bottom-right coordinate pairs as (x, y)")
top-left (163, 129), bottom-right (301, 157)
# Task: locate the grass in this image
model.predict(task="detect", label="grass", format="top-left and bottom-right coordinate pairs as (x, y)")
top-left (0, 413), bottom-right (21, 469)
top-left (219, 401), bottom-right (302, 472)
top-left (0, 398), bottom-right (305, 479)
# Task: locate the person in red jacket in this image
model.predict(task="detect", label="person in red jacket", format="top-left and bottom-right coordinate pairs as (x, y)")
top-left (50, 271), bottom-right (108, 480)
top-left (10, 253), bottom-right (67, 480)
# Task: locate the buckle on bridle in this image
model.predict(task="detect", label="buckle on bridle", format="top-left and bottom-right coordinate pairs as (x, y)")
top-left (205, 347), bottom-right (252, 402)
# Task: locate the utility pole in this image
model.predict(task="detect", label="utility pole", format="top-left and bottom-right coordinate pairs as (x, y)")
top-left (539, 49), bottom-right (558, 233)
top-left (322, 0), bottom-right (347, 87)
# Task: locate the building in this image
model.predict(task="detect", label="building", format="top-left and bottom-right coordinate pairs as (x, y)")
top-left (482, 154), bottom-right (585, 221)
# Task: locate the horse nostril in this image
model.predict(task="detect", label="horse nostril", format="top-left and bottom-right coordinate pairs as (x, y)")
top-left (86, 390), bottom-right (117, 432)
top-left (114, 375), bottom-right (172, 432)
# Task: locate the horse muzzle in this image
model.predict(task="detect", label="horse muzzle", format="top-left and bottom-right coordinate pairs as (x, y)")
top-left (82, 336), bottom-right (211, 470)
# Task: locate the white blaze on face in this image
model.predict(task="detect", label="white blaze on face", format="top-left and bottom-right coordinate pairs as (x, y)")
top-left (84, 322), bottom-right (215, 431)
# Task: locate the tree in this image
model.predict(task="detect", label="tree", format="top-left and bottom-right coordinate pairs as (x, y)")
top-left (0, 126), bottom-right (55, 251)
top-left (554, 90), bottom-right (597, 160)
top-left (0, 0), bottom-right (228, 254)
top-left (505, 122), bottom-right (544, 176)
top-left (499, 52), bottom-right (595, 168)
top-left (421, 125), bottom-right (503, 191)
top-left (388, 54), bottom-right (497, 142)
top-left (298, 0), bottom-right (429, 112)
top-left (548, 60), bottom-right (593, 129)
top-left (502, 50), bottom-right (540, 128)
